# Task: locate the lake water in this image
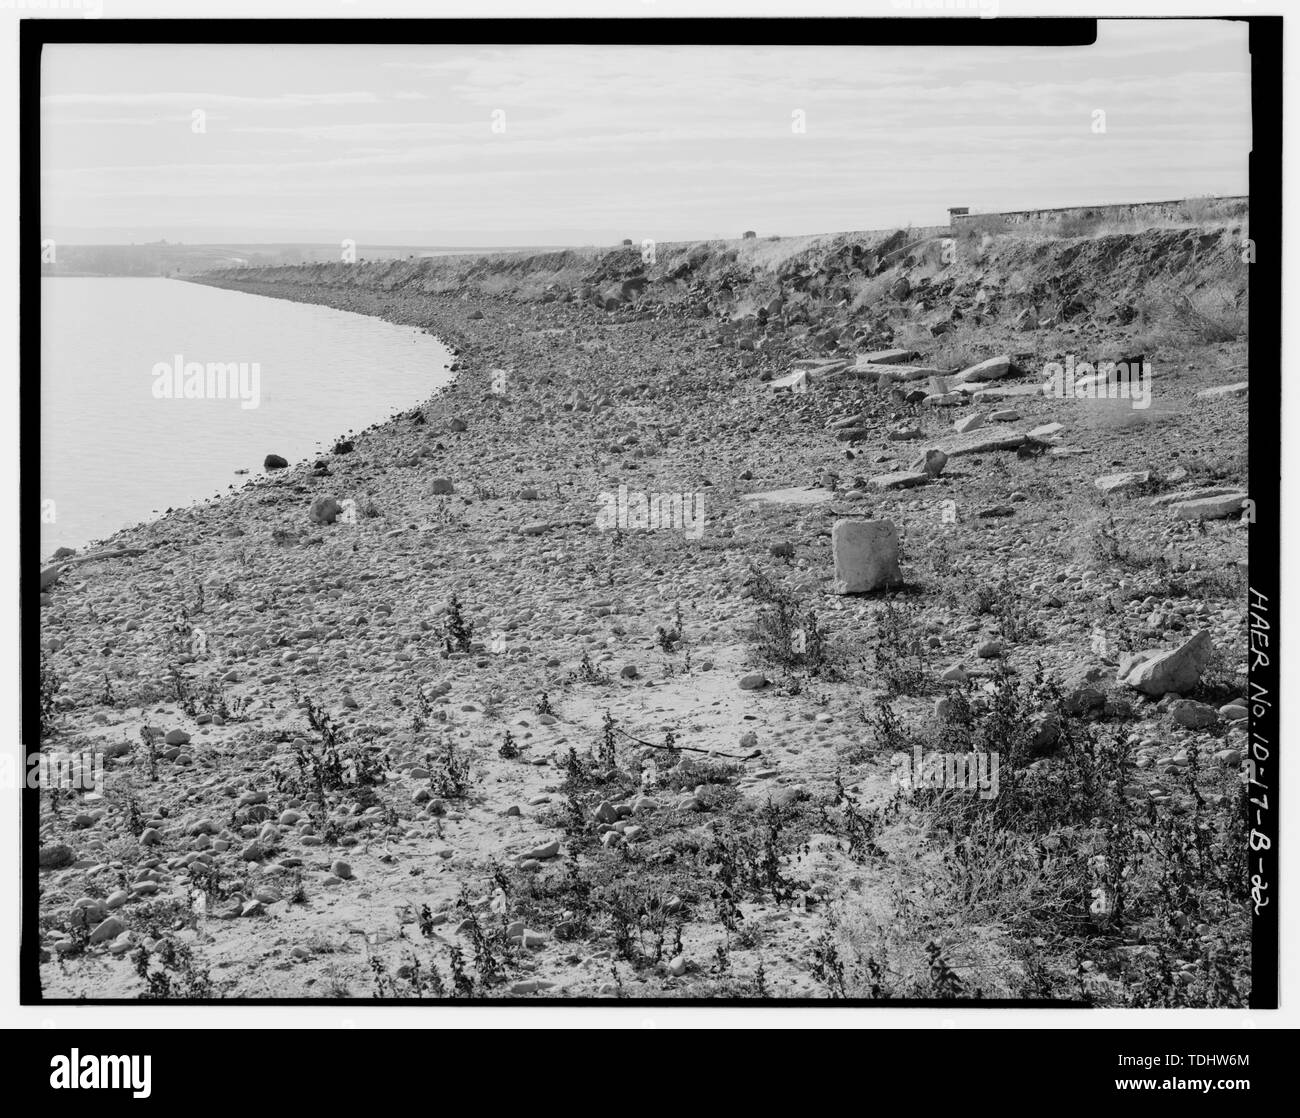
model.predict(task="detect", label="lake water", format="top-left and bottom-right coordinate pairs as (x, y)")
top-left (40, 277), bottom-right (454, 558)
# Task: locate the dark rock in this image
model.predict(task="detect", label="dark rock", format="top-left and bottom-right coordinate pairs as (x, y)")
top-left (767, 786), bottom-right (807, 809)
top-left (309, 496), bottom-right (344, 525)
top-left (39, 844), bottom-right (75, 870)
top-left (1058, 664), bottom-right (1110, 714)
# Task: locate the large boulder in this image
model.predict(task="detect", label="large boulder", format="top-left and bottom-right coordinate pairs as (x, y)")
top-left (1117, 631), bottom-right (1213, 696)
top-left (831, 519), bottom-right (903, 593)
top-left (264, 454), bottom-right (289, 470)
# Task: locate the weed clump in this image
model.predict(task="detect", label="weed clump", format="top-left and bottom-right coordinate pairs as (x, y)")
top-left (747, 565), bottom-right (840, 682)
top-left (442, 593), bottom-right (475, 654)
top-left (39, 654), bottom-right (61, 739)
top-left (427, 739), bottom-right (474, 799)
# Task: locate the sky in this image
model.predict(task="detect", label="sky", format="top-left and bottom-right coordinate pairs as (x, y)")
top-left (39, 19), bottom-right (1252, 247)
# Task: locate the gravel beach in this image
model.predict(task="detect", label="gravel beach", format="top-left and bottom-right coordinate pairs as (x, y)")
top-left (36, 226), bottom-right (1254, 1001)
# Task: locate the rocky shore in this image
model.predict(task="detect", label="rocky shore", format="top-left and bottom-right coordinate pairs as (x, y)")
top-left (36, 223), bottom-right (1255, 1001)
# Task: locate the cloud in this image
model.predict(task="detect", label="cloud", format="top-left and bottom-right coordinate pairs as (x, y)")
top-left (39, 26), bottom-right (1251, 243)
top-left (41, 90), bottom-right (386, 108)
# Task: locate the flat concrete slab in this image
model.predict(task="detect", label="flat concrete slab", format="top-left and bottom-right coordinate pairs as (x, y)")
top-left (1196, 382), bottom-right (1248, 399)
top-left (870, 471), bottom-right (930, 490)
top-left (850, 363), bottom-right (940, 383)
top-left (856, 348), bottom-right (914, 366)
top-left (934, 429), bottom-right (1029, 457)
top-left (970, 382), bottom-right (1047, 401)
top-left (1170, 492), bottom-right (1250, 520)
top-left (741, 487), bottom-right (835, 505)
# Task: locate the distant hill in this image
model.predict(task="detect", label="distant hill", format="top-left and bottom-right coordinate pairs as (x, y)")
top-left (39, 241), bottom-right (564, 278)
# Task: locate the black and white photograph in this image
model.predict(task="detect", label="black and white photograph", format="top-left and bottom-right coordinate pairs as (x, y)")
top-left (12, 0), bottom-right (1291, 1062)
